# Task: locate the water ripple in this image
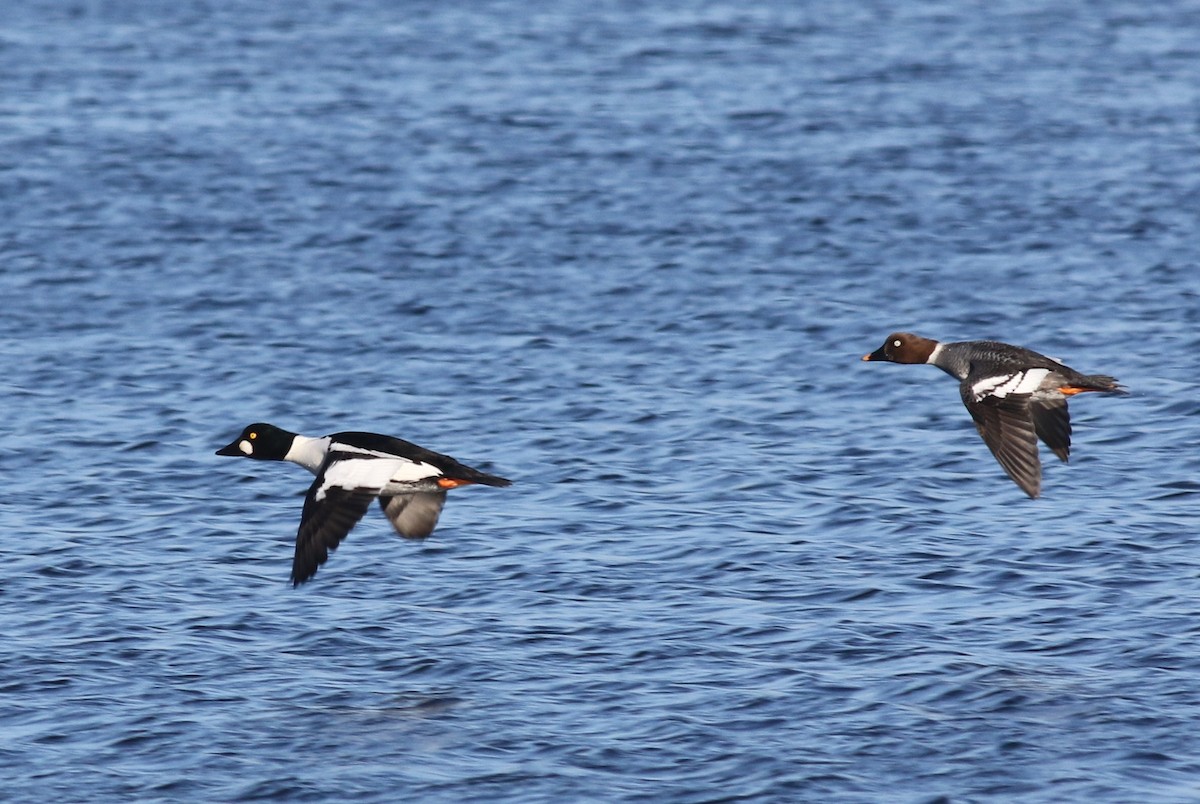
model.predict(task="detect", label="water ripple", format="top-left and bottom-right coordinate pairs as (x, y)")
top-left (2, 0), bottom-right (1200, 801)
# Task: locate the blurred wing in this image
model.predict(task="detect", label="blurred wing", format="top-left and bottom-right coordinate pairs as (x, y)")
top-left (378, 492), bottom-right (447, 539)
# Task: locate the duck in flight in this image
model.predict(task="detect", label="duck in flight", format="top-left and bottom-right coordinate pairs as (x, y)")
top-left (863, 332), bottom-right (1126, 497)
top-left (217, 423), bottom-right (511, 585)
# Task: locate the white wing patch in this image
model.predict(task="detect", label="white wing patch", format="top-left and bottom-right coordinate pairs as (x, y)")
top-left (971, 368), bottom-right (1049, 401)
top-left (315, 456), bottom-right (442, 501)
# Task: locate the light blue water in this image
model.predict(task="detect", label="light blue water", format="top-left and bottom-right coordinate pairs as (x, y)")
top-left (2, 1), bottom-right (1199, 800)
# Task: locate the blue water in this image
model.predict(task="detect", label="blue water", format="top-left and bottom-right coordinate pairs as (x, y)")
top-left (2, 1), bottom-right (1199, 800)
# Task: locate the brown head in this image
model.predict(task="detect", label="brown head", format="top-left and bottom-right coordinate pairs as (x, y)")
top-left (862, 332), bottom-right (939, 364)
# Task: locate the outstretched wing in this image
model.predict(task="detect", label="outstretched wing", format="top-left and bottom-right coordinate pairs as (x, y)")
top-left (290, 450), bottom-right (425, 585)
top-left (292, 483), bottom-right (375, 586)
top-left (1031, 396), bottom-right (1072, 463)
top-left (960, 378), bottom-right (1042, 498)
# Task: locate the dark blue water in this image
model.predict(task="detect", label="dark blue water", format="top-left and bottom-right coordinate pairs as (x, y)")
top-left (3, 1), bottom-right (1199, 800)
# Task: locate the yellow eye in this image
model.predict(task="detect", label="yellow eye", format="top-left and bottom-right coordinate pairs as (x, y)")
top-left (249, 432), bottom-right (257, 439)
top-left (893, 339), bottom-right (901, 347)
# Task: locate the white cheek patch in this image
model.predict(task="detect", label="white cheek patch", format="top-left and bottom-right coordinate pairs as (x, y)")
top-left (972, 368), bottom-right (1049, 401)
top-left (239, 439), bottom-right (253, 455)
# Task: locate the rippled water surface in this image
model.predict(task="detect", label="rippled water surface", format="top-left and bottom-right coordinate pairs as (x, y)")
top-left (3, 1), bottom-right (1199, 800)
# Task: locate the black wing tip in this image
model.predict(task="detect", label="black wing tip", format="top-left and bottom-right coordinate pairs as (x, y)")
top-left (999, 455), bottom-right (1041, 497)
top-left (1001, 458), bottom-right (1042, 498)
top-left (290, 563), bottom-right (318, 586)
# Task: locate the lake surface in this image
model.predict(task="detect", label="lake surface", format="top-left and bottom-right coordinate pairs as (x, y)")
top-left (2, 0), bottom-right (1199, 800)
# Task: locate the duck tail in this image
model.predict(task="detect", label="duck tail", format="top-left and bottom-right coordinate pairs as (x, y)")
top-left (1061, 374), bottom-right (1127, 396)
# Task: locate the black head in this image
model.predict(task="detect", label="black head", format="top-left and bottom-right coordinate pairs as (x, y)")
top-left (216, 423), bottom-right (297, 461)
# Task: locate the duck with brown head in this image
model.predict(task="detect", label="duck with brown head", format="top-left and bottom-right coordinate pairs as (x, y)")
top-left (862, 332), bottom-right (1126, 497)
